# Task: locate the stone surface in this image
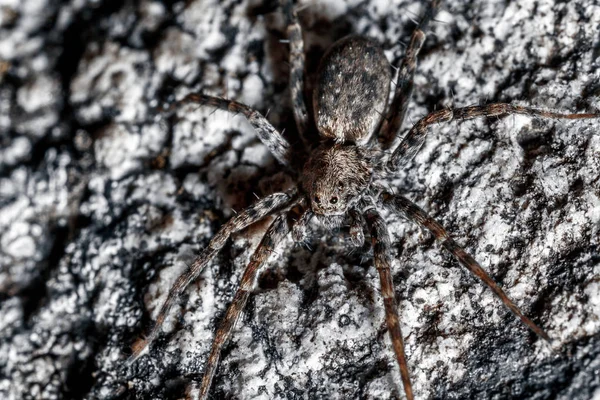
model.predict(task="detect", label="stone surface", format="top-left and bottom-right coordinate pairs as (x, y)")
top-left (0, 0), bottom-right (599, 399)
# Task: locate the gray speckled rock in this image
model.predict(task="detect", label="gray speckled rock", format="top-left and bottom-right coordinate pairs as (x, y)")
top-left (1, 1), bottom-right (599, 399)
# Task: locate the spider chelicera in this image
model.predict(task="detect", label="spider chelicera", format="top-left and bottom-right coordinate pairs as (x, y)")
top-left (129, 0), bottom-right (599, 398)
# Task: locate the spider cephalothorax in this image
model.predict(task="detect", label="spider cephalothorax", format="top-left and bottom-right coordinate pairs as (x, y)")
top-left (301, 143), bottom-right (373, 218)
top-left (129, 1), bottom-right (599, 399)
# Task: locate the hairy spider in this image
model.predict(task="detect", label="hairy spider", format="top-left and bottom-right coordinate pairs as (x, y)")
top-left (129, 0), bottom-right (599, 398)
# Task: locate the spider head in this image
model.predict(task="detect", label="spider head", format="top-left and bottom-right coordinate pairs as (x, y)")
top-left (301, 143), bottom-right (372, 216)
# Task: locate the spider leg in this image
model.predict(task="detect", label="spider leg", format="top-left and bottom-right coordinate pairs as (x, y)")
top-left (192, 207), bottom-right (298, 400)
top-left (129, 189), bottom-right (298, 361)
top-left (349, 209), bottom-right (365, 247)
top-left (365, 209), bottom-right (414, 400)
top-left (388, 103), bottom-right (600, 170)
top-left (380, 192), bottom-right (552, 343)
top-left (281, 0), bottom-right (311, 150)
top-left (378, 0), bottom-right (442, 149)
top-left (171, 93), bottom-right (294, 168)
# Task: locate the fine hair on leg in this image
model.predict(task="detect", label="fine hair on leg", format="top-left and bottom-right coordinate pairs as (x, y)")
top-left (380, 192), bottom-right (552, 343)
top-left (193, 209), bottom-right (295, 400)
top-left (388, 103), bottom-right (600, 170)
top-left (365, 209), bottom-right (414, 400)
top-left (170, 93), bottom-right (295, 168)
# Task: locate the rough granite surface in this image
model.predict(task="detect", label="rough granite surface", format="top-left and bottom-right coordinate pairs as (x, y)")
top-left (1, 0), bottom-right (599, 399)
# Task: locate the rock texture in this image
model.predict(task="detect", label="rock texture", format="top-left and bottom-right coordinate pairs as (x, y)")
top-left (1, 0), bottom-right (599, 399)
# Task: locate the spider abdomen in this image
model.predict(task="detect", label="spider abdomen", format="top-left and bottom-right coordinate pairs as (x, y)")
top-left (313, 35), bottom-right (391, 145)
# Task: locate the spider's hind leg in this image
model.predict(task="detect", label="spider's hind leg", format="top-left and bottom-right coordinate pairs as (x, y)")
top-left (377, 0), bottom-right (442, 150)
top-left (381, 192), bottom-right (552, 343)
top-left (129, 190), bottom-right (297, 363)
top-left (191, 203), bottom-right (303, 400)
top-left (365, 209), bottom-right (414, 400)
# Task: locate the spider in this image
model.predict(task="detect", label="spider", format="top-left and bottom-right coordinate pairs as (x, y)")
top-left (129, 0), bottom-right (599, 398)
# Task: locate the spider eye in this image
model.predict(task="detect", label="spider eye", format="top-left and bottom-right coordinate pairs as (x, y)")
top-left (314, 195), bottom-right (321, 204)
top-left (338, 182), bottom-right (344, 190)
top-left (330, 196), bottom-right (338, 204)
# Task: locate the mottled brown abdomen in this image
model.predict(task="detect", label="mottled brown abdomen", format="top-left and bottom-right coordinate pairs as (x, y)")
top-left (313, 36), bottom-right (391, 144)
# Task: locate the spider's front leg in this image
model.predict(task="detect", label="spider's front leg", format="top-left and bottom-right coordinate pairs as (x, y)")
top-left (388, 103), bottom-right (600, 170)
top-left (170, 93), bottom-right (295, 168)
top-left (190, 202), bottom-right (305, 400)
top-left (365, 209), bottom-right (414, 400)
top-left (378, 0), bottom-right (442, 149)
top-left (129, 189), bottom-right (298, 362)
top-left (380, 192), bottom-right (552, 343)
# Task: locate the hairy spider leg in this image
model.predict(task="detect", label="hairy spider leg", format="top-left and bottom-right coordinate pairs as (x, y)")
top-left (281, 0), bottom-right (311, 151)
top-left (173, 93), bottom-right (294, 168)
top-left (129, 190), bottom-right (297, 361)
top-left (388, 103), bottom-right (600, 170)
top-left (381, 192), bottom-right (552, 343)
top-left (366, 209), bottom-right (414, 400)
top-left (378, 0), bottom-right (442, 149)
top-left (192, 204), bottom-right (303, 400)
